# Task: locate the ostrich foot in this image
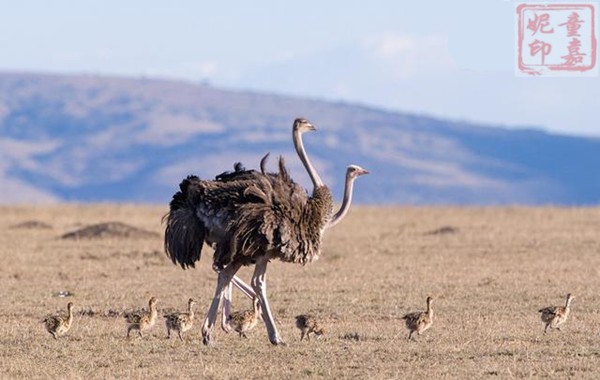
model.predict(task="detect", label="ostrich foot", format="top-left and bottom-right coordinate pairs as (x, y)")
top-left (269, 334), bottom-right (286, 346)
top-left (202, 331), bottom-right (213, 346)
top-left (221, 320), bottom-right (232, 333)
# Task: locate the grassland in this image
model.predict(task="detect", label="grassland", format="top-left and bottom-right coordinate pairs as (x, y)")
top-left (1, 204), bottom-right (600, 379)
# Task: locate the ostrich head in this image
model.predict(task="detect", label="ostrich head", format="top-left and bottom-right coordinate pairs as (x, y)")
top-left (188, 298), bottom-right (196, 307)
top-left (347, 164), bottom-right (369, 179)
top-left (315, 325), bottom-right (326, 337)
top-left (67, 302), bottom-right (74, 311)
top-left (293, 118), bottom-right (316, 133)
top-left (565, 293), bottom-right (574, 306)
top-left (149, 297), bottom-right (158, 307)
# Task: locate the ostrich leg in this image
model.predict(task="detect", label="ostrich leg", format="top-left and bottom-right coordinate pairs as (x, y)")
top-left (202, 261), bottom-right (243, 345)
top-left (231, 275), bottom-right (256, 297)
top-left (252, 255), bottom-right (285, 346)
top-left (221, 283), bottom-right (233, 332)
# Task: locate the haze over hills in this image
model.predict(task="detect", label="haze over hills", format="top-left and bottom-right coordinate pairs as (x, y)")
top-left (0, 72), bottom-right (598, 205)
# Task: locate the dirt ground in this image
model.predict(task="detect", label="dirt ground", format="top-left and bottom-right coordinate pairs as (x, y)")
top-left (1, 204), bottom-right (599, 379)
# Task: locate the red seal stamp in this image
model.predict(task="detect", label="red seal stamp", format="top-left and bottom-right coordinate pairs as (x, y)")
top-left (517, 3), bottom-right (597, 76)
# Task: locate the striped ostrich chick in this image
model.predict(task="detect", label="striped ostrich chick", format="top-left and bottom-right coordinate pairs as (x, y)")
top-left (125, 297), bottom-right (158, 338)
top-left (402, 296), bottom-right (434, 341)
top-left (295, 314), bottom-right (325, 341)
top-left (164, 298), bottom-right (196, 341)
top-left (42, 302), bottom-right (74, 339)
top-left (539, 293), bottom-right (574, 333)
top-left (228, 297), bottom-right (261, 338)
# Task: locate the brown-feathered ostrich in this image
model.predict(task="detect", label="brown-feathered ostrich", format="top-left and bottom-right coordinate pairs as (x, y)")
top-left (164, 119), bottom-right (319, 331)
top-left (215, 158), bottom-right (369, 333)
top-left (164, 118), bottom-right (368, 345)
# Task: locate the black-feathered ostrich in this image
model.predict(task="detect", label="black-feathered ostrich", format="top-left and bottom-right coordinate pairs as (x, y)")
top-left (164, 118), bottom-right (368, 345)
top-left (164, 119), bottom-right (320, 331)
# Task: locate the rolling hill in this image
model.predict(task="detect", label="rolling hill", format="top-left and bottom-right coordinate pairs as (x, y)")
top-left (0, 72), bottom-right (599, 205)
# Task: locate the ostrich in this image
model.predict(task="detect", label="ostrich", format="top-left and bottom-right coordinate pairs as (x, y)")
top-left (164, 118), bottom-right (368, 345)
top-left (164, 119), bottom-right (319, 331)
top-left (164, 298), bottom-right (196, 341)
top-left (211, 160), bottom-right (368, 336)
top-left (539, 293), bottom-right (574, 333)
top-left (295, 314), bottom-right (325, 341)
top-left (228, 297), bottom-right (261, 338)
top-left (402, 296), bottom-right (434, 340)
top-left (125, 297), bottom-right (158, 338)
top-left (42, 302), bottom-right (74, 339)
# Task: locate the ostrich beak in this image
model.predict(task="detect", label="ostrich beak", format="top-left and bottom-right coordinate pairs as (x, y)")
top-left (358, 168), bottom-right (370, 175)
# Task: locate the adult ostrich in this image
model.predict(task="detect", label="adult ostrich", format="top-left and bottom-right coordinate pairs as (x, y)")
top-left (213, 159), bottom-right (369, 332)
top-left (200, 151), bottom-right (368, 345)
top-left (164, 119), bottom-right (319, 331)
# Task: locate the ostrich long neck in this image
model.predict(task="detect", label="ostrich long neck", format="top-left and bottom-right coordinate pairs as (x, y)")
top-left (67, 305), bottom-right (74, 325)
top-left (149, 302), bottom-right (157, 321)
top-left (188, 302), bottom-right (194, 319)
top-left (294, 128), bottom-right (324, 189)
top-left (327, 173), bottom-right (357, 228)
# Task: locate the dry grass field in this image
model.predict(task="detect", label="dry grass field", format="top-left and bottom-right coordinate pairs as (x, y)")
top-left (1, 204), bottom-right (600, 379)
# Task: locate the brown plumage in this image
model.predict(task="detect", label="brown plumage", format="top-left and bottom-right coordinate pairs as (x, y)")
top-left (295, 314), bottom-right (325, 341)
top-left (228, 298), bottom-right (261, 338)
top-left (42, 302), bottom-right (74, 339)
top-left (125, 297), bottom-right (158, 338)
top-left (539, 293), bottom-right (574, 333)
top-left (402, 296), bottom-right (434, 340)
top-left (164, 298), bottom-right (196, 341)
top-left (215, 168), bottom-right (333, 268)
top-left (164, 118), bottom-right (367, 346)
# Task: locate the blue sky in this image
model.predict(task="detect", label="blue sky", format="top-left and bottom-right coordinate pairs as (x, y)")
top-left (1, 0), bottom-right (598, 136)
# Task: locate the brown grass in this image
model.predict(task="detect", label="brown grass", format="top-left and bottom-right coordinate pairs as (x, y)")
top-left (1, 204), bottom-right (600, 379)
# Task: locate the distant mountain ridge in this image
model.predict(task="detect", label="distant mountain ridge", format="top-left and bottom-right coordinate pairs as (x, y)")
top-left (0, 71), bottom-right (599, 205)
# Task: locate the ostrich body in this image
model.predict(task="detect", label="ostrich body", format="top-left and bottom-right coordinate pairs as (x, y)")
top-left (126, 297), bottom-right (158, 338)
top-left (295, 314), bottom-right (325, 341)
top-left (539, 293), bottom-right (573, 333)
top-left (42, 302), bottom-right (74, 339)
top-left (402, 296), bottom-right (434, 340)
top-left (164, 118), bottom-right (367, 345)
top-left (164, 298), bottom-right (196, 341)
top-left (228, 297), bottom-right (261, 338)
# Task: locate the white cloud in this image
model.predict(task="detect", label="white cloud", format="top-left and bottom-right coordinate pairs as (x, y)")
top-left (365, 34), bottom-right (416, 57)
top-left (0, 138), bottom-right (62, 159)
top-left (362, 33), bottom-right (457, 79)
top-left (0, 176), bottom-right (59, 204)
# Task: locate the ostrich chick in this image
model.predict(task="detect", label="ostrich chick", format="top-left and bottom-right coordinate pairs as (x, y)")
top-left (125, 297), bottom-right (158, 338)
top-left (295, 314), bottom-right (325, 341)
top-left (42, 302), bottom-right (74, 339)
top-left (402, 296), bottom-right (434, 341)
top-left (164, 298), bottom-right (196, 341)
top-left (539, 293), bottom-right (574, 333)
top-left (228, 297), bottom-right (260, 338)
